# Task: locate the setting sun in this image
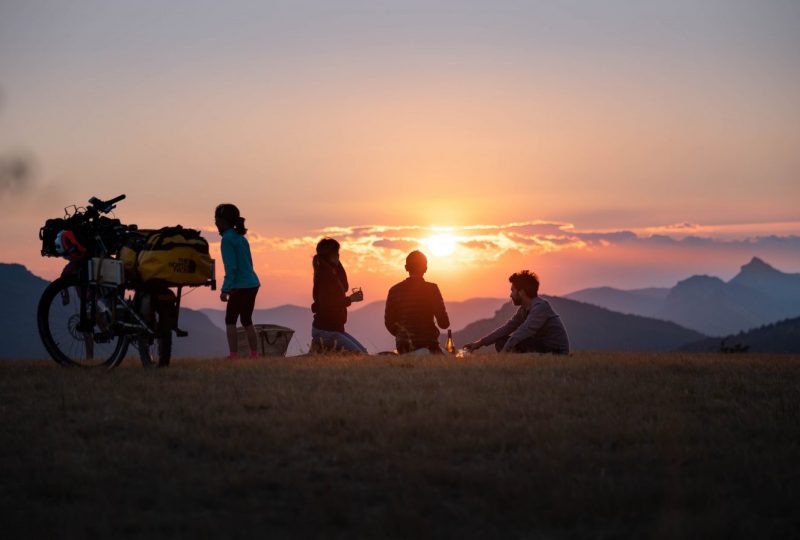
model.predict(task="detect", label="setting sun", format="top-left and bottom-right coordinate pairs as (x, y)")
top-left (424, 234), bottom-right (458, 257)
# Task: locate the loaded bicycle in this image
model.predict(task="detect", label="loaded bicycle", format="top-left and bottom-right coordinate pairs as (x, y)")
top-left (37, 194), bottom-right (216, 369)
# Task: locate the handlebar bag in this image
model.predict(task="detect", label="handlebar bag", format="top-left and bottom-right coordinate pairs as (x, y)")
top-left (39, 218), bottom-right (91, 259)
top-left (137, 226), bottom-right (214, 285)
top-left (39, 218), bottom-right (68, 257)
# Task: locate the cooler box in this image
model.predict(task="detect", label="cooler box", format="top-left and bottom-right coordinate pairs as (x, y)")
top-left (237, 324), bottom-right (294, 356)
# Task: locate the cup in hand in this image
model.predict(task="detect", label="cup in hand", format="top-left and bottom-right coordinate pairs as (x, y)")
top-left (350, 287), bottom-right (364, 302)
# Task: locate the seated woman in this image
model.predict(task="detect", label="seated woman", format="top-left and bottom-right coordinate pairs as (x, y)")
top-left (310, 237), bottom-right (367, 353)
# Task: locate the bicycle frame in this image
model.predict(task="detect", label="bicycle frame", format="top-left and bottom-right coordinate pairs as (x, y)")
top-left (40, 194), bottom-right (216, 367)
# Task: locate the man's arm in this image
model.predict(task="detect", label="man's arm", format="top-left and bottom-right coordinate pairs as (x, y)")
top-left (502, 300), bottom-right (551, 352)
top-left (471, 307), bottom-right (525, 349)
top-left (384, 287), bottom-right (399, 336)
top-left (432, 284), bottom-right (450, 329)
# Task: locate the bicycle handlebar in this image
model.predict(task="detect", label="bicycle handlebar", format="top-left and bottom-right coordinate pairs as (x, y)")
top-left (106, 194), bottom-right (126, 207)
top-left (87, 194), bottom-right (126, 214)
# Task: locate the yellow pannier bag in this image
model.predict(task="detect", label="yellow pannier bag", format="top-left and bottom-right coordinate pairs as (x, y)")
top-left (137, 226), bottom-right (214, 286)
top-left (119, 229), bottom-right (153, 281)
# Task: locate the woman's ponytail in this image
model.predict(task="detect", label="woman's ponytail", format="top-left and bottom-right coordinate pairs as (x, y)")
top-left (234, 217), bottom-right (247, 235)
top-left (215, 203), bottom-right (247, 235)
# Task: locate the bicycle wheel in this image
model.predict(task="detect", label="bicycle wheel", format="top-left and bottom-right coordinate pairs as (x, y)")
top-left (137, 292), bottom-right (174, 368)
top-left (37, 276), bottom-right (129, 368)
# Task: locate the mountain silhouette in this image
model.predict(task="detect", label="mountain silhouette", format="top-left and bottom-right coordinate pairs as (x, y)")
top-left (564, 286), bottom-right (668, 317)
top-left (5, 259), bottom-right (794, 358)
top-left (729, 257), bottom-right (800, 307)
top-left (0, 264), bottom-right (50, 358)
top-left (565, 258), bottom-right (800, 336)
top-left (0, 263), bottom-right (227, 360)
top-left (680, 316), bottom-right (800, 353)
top-left (658, 275), bottom-right (781, 336)
top-left (453, 296), bottom-right (707, 352)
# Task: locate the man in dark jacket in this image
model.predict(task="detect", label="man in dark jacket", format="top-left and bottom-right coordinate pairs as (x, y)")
top-left (385, 251), bottom-right (450, 353)
top-left (464, 270), bottom-right (570, 355)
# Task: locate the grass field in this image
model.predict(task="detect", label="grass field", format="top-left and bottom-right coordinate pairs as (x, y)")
top-left (1, 353), bottom-right (799, 539)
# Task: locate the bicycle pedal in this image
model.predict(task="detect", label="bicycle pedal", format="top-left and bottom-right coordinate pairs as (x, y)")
top-left (113, 322), bottom-right (147, 335)
top-left (175, 328), bottom-right (189, 337)
top-left (76, 322), bottom-right (93, 333)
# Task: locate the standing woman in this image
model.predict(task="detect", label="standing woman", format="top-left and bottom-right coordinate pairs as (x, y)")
top-left (215, 204), bottom-right (260, 358)
top-left (311, 237), bottom-right (367, 353)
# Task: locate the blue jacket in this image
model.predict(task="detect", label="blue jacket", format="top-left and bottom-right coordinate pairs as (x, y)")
top-left (220, 228), bottom-right (260, 292)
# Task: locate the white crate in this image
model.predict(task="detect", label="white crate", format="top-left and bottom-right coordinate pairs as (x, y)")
top-left (88, 258), bottom-right (124, 285)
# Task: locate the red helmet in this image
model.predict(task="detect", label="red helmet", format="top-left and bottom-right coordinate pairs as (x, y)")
top-left (56, 230), bottom-right (87, 261)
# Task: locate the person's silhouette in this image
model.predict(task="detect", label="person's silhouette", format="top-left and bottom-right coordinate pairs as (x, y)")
top-left (464, 270), bottom-right (569, 354)
top-left (310, 237), bottom-right (367, 353)
top-left (384, 251), bottom-right (450, 354)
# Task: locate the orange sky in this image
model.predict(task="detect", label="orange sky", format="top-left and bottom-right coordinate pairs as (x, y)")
top-left (1, 1), bottom-right (799, 307)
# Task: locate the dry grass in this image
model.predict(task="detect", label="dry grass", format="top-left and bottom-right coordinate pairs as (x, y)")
top-left (1, 352), bottom-right (799, 539)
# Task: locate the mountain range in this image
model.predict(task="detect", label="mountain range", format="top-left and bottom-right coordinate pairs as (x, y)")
top-left (679, 316), bottom-right (800, 353)
top-left (566, 257), bottom-right (800, 336)
top-left (453, 296), bottom-right (706, 352)
top-left (3, 257), bottom-right (798, 359)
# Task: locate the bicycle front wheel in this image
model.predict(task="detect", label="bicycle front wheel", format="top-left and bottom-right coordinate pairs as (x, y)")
top-left (37, 276), bottom-right (129, 368)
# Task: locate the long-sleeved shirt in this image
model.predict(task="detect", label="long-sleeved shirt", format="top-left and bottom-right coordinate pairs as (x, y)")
top-left (479, 297), bottom-right (569, 353)
top-left (220, 228), bottom-right (260, 293)
top-left (385, 277), bottom-right (450, 350)
top-left (312, 261), bottom-right (351, 332)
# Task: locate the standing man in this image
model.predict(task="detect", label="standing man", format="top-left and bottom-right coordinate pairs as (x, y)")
top-left (385, 250), bottom-right (450, 353)
top-left (464, 270), bottom-right (570, 354)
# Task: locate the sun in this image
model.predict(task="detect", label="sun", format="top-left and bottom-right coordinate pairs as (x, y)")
top-left (424, 234), bottom-right (458, 257)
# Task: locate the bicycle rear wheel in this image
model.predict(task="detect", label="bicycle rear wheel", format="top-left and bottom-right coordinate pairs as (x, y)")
top-left (37, 276), bottom-right (128, 368)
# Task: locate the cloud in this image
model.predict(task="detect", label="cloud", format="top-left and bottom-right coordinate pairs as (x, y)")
top-left (462, 239), bottom-right (500, 250)
top-left (207, 220), bottom-right (800, 278)
top-left (643, 222), bottom-right (704, 234)
top-left (372, 239), bottom-right (420, 251)
top-left (0, 152), bottom-right (35, 198)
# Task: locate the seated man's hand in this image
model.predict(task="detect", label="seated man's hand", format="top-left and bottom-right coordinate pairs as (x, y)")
top-left (463, 340), bottom-right (482, 352)
top-left (348, 289), bottom-right (364, 303)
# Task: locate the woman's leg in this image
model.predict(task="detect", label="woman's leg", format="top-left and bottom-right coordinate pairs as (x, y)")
top-left (311, 328), bottom-right (366, 353)
top-left (225, 325), bottom-right (238, 355)
top-left (338, 331), bottom-right (368, 353)
top-left (239, 288), bottom-right (259, 356)
top-left (225, 292), bottom-right (242, 355)
top-left (311, 327), bottom-right (337, 352)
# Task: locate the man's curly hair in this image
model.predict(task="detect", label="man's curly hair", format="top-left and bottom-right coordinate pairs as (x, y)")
top-left (509, 270), bottom-right (539, 298)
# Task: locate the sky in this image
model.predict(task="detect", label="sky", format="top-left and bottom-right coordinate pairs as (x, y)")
top-left (1, 0), bottom-right (799, 309)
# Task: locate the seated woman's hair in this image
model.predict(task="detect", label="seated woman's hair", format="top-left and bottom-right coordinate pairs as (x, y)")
top-left (215, 203), bottom-right (247, 235)
top-left (316, 237), bottom-right (340, 256)
top-left (509, 270), bottom-right (539, 297)
top-left (313, 237), bottom-right (340, 269)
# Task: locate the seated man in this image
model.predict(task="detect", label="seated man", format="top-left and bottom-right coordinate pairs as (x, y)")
top-left (464, 270), bottom-right (570, 355)
top-left (385, 250), bottom-right (450, 353)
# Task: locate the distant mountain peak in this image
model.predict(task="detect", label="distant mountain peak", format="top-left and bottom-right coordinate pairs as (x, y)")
top-left (739, 257), bottom-right (778, 275)
top-left (675, 274), bottom-right (725, 288)
top-left (0, 262), bottom-right (42, 281)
